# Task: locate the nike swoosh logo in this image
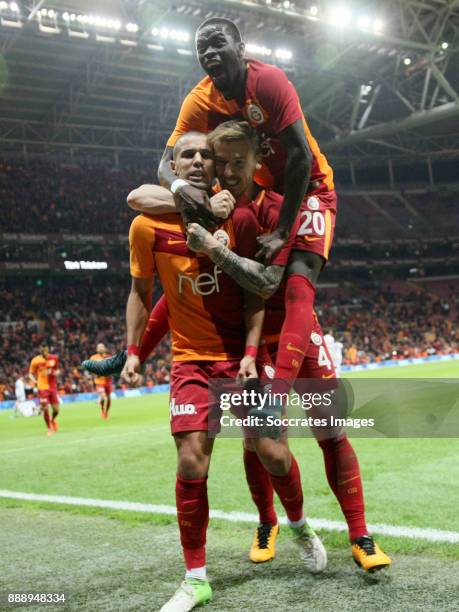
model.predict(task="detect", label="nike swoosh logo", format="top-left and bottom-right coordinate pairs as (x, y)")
top-left (304, 236), bottom-right (322, 242)
top-left (337, 475), bottom-right (360, 485)
top-left (286, 343), bottom-right (306, 356)
top-left (167, 238), bottom-right (186, 245)
top-left (321, 373), bottom-right (335, 379)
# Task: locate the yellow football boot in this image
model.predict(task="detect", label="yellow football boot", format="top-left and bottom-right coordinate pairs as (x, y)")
top-left (249, 523), bottom-right (279, 563)
top-left (352, 535), bottom-right (392, 572)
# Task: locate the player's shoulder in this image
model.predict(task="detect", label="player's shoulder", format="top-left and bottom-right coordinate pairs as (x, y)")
top-left (248, 58), bottom-right (288, 84)
top-left (89, 353), bottom-right (99, 360)
top-left (188, 75), bottom-right (220, 104)
top-left (130, 212), bottom-right (184, 243)
top-left (30, 354), bottom-right (41, 364)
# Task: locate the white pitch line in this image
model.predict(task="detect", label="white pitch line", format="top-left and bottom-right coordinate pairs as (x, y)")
top-left (1, 490), bottom-right (458, 544)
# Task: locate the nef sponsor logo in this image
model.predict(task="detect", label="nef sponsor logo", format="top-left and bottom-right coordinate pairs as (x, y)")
top-left (178, 265), bottom-right (222, 296)
top-left (170, 398), bottom-right (197, 416)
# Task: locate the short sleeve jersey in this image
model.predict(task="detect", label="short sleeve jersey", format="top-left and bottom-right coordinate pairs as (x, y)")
top-left (167, 58), bottom-right (334, 194)
top-left (129, 208), bottom-right (259, 362)
top-left (29, 354), bottom-right (59, 391)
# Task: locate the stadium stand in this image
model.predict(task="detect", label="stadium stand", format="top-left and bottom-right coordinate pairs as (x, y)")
top-left (0, 159), bottom-right (457, 399)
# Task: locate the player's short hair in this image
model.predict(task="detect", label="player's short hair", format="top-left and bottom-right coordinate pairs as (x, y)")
top-left (196, 18), bottom-right (242, 44)
top-left (207, 121), bottom-right (261, 155)
top-left (39, 344), bottom-right (49, 352)
top-left (172, 131), bottom-right (208, 160)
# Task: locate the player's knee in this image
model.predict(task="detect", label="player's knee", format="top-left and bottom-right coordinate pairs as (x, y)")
top-left (254, 441), bottom-right (290, 476)
top-left (177, 451), bottom-right (209, 479)
top-left (287, 251), bottom-right (323, 284)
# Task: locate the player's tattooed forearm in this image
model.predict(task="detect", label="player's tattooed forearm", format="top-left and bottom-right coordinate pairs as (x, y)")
top-left (211, 244), bottom-right (284, 299)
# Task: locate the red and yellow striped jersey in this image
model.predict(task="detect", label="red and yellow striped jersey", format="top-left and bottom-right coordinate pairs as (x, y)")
top-left (129, 208), bottom-right (259, 362)
top-left (29, 354), bottom-right (59, 391)
top-left (167, 58), bottom-right (334, 194)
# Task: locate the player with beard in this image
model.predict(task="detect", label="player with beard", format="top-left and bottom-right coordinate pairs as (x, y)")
top-left (86, 120), bottom-right (389, 573)
top-left (121, 131), bottom-right (325, 612)
top-left (186, 122), bottom-right (391, 573)
top-left (150, 18), bottom-right (336, 423)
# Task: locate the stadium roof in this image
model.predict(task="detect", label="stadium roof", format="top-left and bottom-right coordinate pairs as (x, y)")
top-left (1, 0), bottom-right (458, 182)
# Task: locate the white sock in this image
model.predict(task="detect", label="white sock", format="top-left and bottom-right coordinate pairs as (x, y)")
top-left (288, 516), bottom-right (306, 529)
top-left (185, 566), bottom-right (207, 581)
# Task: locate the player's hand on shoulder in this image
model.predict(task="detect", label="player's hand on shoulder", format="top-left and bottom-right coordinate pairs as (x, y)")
top-left (186, 223), bottom-right (214, 253)
top-left (256, 229), bottom-right (287, 265)
top-left (174, 183), bottom-right (220, 230)
top-left (237, 355), bottom-right (258, 385)
top-left (209, 190), bottom-right (235, 219)
top-left (121, 354), bottom-right (143, 388)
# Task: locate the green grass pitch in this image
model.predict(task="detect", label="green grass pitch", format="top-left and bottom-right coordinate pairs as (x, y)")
top-left (1, 361), bottom-right (458, 611)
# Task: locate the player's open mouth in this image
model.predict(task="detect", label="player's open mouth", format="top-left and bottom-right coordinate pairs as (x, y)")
top-left (206, 62), bottom-right (224, 78)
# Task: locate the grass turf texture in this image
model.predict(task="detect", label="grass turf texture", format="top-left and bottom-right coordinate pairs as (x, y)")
top-left (1, 361), bottom-right (458, 610)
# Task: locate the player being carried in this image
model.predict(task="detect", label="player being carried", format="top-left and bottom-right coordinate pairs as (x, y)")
top-left (85, 121), bottom-right (391, 575)
top-left (117, 130), bottom-right (325, 611)
top-left (29, 345), bottom-right (60, 436)
top-left (148, 16), bottom-right (337, 412)
top-left (88, 343), bottom-right (113, 419)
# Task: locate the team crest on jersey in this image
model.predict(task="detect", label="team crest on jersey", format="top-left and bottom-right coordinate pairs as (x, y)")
top-left (213, 229), bottom-right (230, 247)
top-left (246, 103), bottom-right (265, 126)
top-left (263, 364), bottom-right (275, 379)
top-left (307, 196), bottom-right (320, 211)
top-left (311, 332), bottom-right (322, 346)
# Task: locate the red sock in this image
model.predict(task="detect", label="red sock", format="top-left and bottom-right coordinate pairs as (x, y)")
top-left (271, 275), bottom-right (316, 395)
top-left (139, 295), bottom-right (169, 363)
top-left (318, 434), bottom-right (367, 540)
top-left (176, 475), bottom-right (209, 570)
top-left (243, 447), bottom-right (278, 525)
top-left (42, 407), bottom-right (51, 428)
top-left (269, 455), bottom-right (304, 523)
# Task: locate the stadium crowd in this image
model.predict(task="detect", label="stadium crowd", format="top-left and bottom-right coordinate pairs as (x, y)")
top-left (0, 157), bottom-right (143, 234)
top-left (316, 286), bottom-right (459, 364)
top-left (0, 278), bottom-right (170, 401)
top-left (0, 278), bottom-right (457, 401)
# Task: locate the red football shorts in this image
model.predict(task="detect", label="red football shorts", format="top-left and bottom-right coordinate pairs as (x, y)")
top-left (96, 382), bottom-right (112, 395)
top-left (292, 186), bottom-right (337, 260)
top-left (38, 388), bottom-right (59, 406)
top-left (169, 360), bottom-right (240, 434)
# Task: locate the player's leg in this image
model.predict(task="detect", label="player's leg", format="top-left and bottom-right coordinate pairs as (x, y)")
top-left (50, 390), bottom-right (60, 431)
top-left (250, 432), bottom-right (327, 573)
top-left (38, 391), bottom-right (53, 435)
top-left (97, 388), bottom-right (107, 418)
top-left (104, 384), bottom-right (112, 417)
top-left (161, 363), bottom-right (215, 612)
top-left (139, 293), bottom-right (169, 362)
top-left (271, 189), bottom-right (337, 398)
top-left (296, 322), bottom-right (391, 572)
top-left (243, 437), bottom-right (279, 562)
top-left (269, 251), bottom-right (322, 397)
